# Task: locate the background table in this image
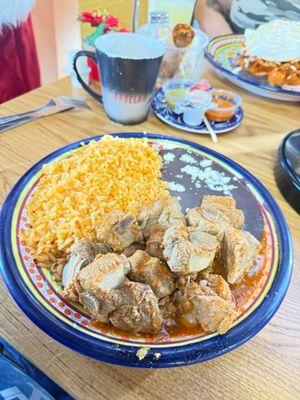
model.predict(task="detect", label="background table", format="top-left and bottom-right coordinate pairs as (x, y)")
top-left (0, 73), bottom-right (299, 400)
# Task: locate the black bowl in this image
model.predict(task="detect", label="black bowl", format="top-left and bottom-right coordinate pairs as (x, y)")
top-left (275, 129), bottom-right (300, 214)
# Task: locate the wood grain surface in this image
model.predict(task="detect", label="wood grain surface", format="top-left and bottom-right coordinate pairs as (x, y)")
top-left (0, 72), bottom-right (299, 400)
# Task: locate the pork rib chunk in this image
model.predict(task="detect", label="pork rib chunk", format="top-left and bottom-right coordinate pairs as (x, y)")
top-left (63, 252), bottom-right (130, 302)
top-left (201, 195), bottom-right (236, 209)
top-left (186, 196), bottom-right (244, 241)
top-left (186, 207), bottom-right (244, 239)
top-left (80, 281), bottom-right (163, 334)
top-left (109, 281), bottom-right (163, 334)
top-left (122, 242), bottom-right (145, 257)
top-left (128, 250), bottom-right (175, 299)
top-left (96, 211), bottom-right (144, 252)
top-left (145, 230), bottom-right (165, 261)
top-left (222, 230), bottom-right (260, 284)
top-left (77, 267), bottom-right (163, 334)
top-left (76, 253), bottom-right (130, 294)
top-left (138, 196), bottom-right (186, 239)
top-left (175, 274), bottom-right (237, 334)
top-left (159, 295), bottom-right (177, 327)
top-left (163, 225), bottom-right (219, 275)
top-left (62, 238), bottom-right (111, 301)
top-left (80, 290), bottom-right (119, 323)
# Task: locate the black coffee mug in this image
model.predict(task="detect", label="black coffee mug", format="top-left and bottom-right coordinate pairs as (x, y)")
top-left (73, 33), bottom-right (165, 124)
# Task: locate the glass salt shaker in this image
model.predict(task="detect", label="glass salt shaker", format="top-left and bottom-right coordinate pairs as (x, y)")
top-left (137, 11), bottom-right (171, 44)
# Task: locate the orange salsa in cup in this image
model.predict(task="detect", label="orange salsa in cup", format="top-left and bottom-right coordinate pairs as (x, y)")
top-left (205, 89), bottom-right (242, 122)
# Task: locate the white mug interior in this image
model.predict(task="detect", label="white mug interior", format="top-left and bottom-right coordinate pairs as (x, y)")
top-left (95, 32), bottom-right (165, 60)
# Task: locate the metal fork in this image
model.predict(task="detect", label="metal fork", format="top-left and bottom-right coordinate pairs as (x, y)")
top-left (0, 96), bottom-right (90, 132)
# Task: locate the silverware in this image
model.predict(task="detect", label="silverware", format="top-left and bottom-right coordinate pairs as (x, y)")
top-left (0, 96), bottom-right (90, 133)
top-left (203, 115), bottom-right (218, 143)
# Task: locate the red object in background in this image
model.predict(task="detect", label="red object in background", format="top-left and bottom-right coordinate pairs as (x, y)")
top-left (104, 15), bottom-right (119, 31)
top-left (81, 11), bottom-right (103, 25)
top-left (87, 57), bottom-right (100, 81)
top-left (79, 11), bottom-right (119, 30)
top-left (0, 15), bottom-right (40, 104)
top-left (80, 10), bottom-right (130, 81)
top-left (85, 28), bottom-right (130, 81)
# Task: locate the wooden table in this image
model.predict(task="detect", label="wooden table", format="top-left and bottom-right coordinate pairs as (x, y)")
top-left (0, 73), bottom-right (299, 400)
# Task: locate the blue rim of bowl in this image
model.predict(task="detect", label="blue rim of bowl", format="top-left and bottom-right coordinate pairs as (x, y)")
top-left (0, 132), bottom-right (293, 368)
top-left (205, 34), bottom-right (300, 98)
top-left (278, 129), bottom-right (300, 189)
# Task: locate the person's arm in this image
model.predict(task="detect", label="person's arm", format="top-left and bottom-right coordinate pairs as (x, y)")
top-left (194, 0), bottom-right (233, 36)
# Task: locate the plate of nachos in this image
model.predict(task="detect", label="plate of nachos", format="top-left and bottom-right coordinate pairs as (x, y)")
top-left (206, 20), bottom-right (300, 102)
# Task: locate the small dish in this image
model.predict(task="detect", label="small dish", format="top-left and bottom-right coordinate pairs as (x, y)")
top-left (152, 88), bottom-right (243, 134)
top-left (162, 79), bottom-right (215, 127)
top-left (182, 107), bottom-right (206, 126)
top-left (162, 79), bottom-right (195, 110)
top-left (206, 89), bottom-right (242, 122)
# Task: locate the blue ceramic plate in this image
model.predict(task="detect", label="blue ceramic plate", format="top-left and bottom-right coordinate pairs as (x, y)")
top-left (205, 35), bottom-right (300, 102)
top-left (152, 89), bottom-right (243, 134)
top-left (0, 133), bottom-right (292, 368)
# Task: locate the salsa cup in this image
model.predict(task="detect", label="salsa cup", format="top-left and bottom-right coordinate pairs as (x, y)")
top-left (206, 89), bottom-right (242, 122)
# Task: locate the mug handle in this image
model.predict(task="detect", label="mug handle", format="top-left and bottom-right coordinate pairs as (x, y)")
top-left (73, 50), bottom-right (103, 103)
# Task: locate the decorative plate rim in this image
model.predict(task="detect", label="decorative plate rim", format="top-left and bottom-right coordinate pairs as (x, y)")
top-left (151, 89), bottom-right (244, 134)
top-left (0, 132), bottom-right (293, 368)
top-left (10, 137), bottom-right (274, 348)
top-left (205, 34), bottom-right (300, 98)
